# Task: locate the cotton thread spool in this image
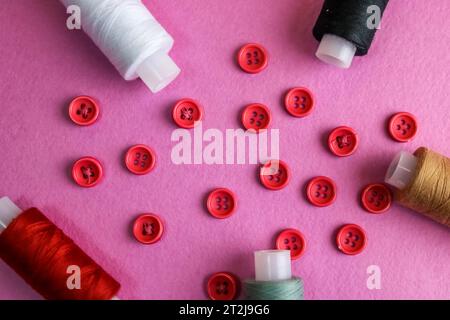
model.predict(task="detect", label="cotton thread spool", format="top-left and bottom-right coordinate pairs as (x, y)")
top-left (313, 0), bottom-right (389, 68)
top-left (385, 148), bottom-right (450, 227)
top-left (61, 0), bottom-right (180, 93)
top-left (0, 197), bottom-right (120, 300)
top-left (244, 250), bottom-right (304, 300)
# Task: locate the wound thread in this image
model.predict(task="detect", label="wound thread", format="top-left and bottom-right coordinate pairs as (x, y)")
top-left (313, 0), bottom-right (389, 56)
top-left (0, 208), bottom-right (120, 300)
top-left (244, 277), bottom-right (304, 300)
top-left (396, 148), bottom-right (450, 227)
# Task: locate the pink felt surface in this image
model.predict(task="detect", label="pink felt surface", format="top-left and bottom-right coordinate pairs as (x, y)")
top-left (0, 0), bottom-right (449, 300)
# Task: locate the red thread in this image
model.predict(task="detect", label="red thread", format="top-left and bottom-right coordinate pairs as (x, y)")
top-left (0, 208), bottom-right (120, 300)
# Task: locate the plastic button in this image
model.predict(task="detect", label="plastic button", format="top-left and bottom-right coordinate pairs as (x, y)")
top-left (125, 144), bottom-right (156, 175)
top-left (284, 87), bottom-right (315, 117)
top-left (172, 98), bottom-right (203, 128)
top-left (237, 43), bottom-right (268, 74)
top-left (68, 96), bottom-right (99, 126)
top-left (388, 112), bottom-right (418, 142)
top-left (133, 214), bottom-right (164, 244)
top-left (328, 126), bottom-right (359, 157)
top-left (276, 228), bottom-right (306, 260)
top-left (259, 160), bottom-right (290, 190)
top-left (72, 157), bottom-right (103, 188)
top-left (207, 272), bottom-right (240, 300)
top-left (306, 176), bottom-right (337, 207)
top-left (336, 224), bottom-right (367, 255)
top-left (206, 188), bottom-right (236, 219)
top-left (361, 183), bottom-right (392, 214)
top-left (241, 103), bottom-right (271, 132)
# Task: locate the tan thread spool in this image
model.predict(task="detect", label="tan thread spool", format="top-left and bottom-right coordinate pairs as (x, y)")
top-left (386, 147), bottom-right (450, 227)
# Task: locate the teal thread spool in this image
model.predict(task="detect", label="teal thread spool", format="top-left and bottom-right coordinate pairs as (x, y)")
top-left (244, 250), bottom-right (304, 300)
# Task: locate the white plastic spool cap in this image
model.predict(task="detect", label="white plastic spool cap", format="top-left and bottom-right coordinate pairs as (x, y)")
top-left (254, 250), bottom-right (291, 282)
top-left (316, 34), bottom-right (357, 69)
top-left (0, 197), bottom-right (21, 231)
top-left (385, 151), bottom-right (418, 190)
top-left (136, 50), bottom-right (180, 93)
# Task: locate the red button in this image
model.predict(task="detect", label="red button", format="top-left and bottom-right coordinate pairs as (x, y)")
top-left (361, 183), bottom-right (392, 214)
top-left (284, 87), bottom-right (315, 118)
top-left (237, 43), bottom-right (268, 74)
top-left (133, 214), bottom-right (164, 244)
top-left (206, 188), bottom-right (236, 219)
top-left (336, 224), bottom-right (367, 255)
top-left (68, 96), bottom-right (99, 126)
top-left (276, 228), bottom-right (306, 260)
top-left (72, 157), bottom-right (103, 188)
top-left (306, 176), bottom-right (337, 207)
top-left (328, 126), bottom-right (359, 157)
top-left (207, 272), bottom-right (240, 300)
top-left (259, 160), bottom-right (290, 190)
top-left (241, 103), bottom-right (271, 132)
top-left (172, 98), bottom-right (203, 129)
top-left (125, 144), bottom-right (156, 175)
top-left (388, 112), bottom-right (418, 142)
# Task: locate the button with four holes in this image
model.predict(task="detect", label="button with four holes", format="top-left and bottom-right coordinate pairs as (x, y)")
top-left (72, 156), bottom-right (103, 188)
top-left (276, 228), bottom-right (306, 260)
top-left (336, 224), bottom-right (367, 255)
top-left (207, 272), bottom-right (240, 300)
top-left (388, 112), bottom-right (418, 142)
top-left (361, 183), bottom-right (392, 214)
top-left (241, 103), bottom-right (271, 132)
top-left (306, 176), bottom-right (337, 207)
top-left (284, 87), bottom-right (315, 118)
top-left (206, 188), bottom-right (236, 219)
top-left (125, 144), bottom-right (156, 175)
top-left (68, 96), bottom-right (100, 126)
top-left (172, 98), bottom-right (203, 129)
top-left (259, 160), bottom-right (290, 190)
top-left (328, 126), bottom-right (359, 157)
top-left (133, 214), bottom-right (164, 244)
top-left (237, 43), bottom-right (268, 74)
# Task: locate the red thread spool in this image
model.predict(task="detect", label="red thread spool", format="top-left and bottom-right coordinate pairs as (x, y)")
top-left (0, 202), bottom-right (120, 300)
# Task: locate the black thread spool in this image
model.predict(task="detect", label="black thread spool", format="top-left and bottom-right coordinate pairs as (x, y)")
top-left (313, 0), bottom-right (389, 68)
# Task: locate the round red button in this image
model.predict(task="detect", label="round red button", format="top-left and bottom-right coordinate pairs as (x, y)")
top-left (125, 144), bottom-right (156, 175)
top-left (336, 224), bottom-right (367, 255)
top-left (68, 96), bottom-right (99, 126)
top-left (241, 103), bottom-right (271, 132)
top-left (361, 183), bottom-right (392, 214)
top-left (259, 160), bottom-right (290, 190)
top-left (306, 176), bottom-right (337, 207)
top-left (133, 214), bottom-right (164, 244)
top-left (388, 112), bottom-right (418, 142)
top-left (72, 157), bottom-right (103, 188)
top-left (206, 188), bottom-right (236, 219)
top-left (237, 43), bottom-right (268, 74)
top-left (284, 87), bottom-right (315, 118)
top-left (172, 98), bottom-right (203, 129)
top-left (207, 272), bottom-right (240, 300)
top-left (328, 126), bottom-right (359, 157)
top-left (276, 228), bottom-right (306, 260)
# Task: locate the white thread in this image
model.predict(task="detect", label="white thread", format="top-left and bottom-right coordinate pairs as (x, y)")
top-left (61, 0), bottom-right (180, 92)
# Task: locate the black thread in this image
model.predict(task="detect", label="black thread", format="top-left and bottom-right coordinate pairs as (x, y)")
top-left (313, 0), bottom-right (389, 56)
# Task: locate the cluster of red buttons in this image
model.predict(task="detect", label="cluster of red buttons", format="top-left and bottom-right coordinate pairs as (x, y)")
top-left (68, 96), bottom-right (163, 245)
top-left (69, 43), bottom-right (420, 300)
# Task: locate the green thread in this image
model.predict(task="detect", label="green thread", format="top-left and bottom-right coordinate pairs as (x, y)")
top-left (244, 277), bottom-right (304, 300)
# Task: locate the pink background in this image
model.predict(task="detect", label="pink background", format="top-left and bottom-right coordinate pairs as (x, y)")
top-left (0, 0), bottom-right (449, 300)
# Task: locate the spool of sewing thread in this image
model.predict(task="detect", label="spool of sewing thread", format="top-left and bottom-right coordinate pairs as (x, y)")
top-left (244, 250), bottom-right (304, 300)
top-left (385, 148), bottom-right (450, 227)
top-left (0, 197), bottom-right (120, 299)
top-left (61, 0), bottom-right (180, 93)
top-left (313, 0), bottom-right (389, 68)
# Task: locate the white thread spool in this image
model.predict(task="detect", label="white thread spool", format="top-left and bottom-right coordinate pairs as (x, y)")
top-left (254, 250), bottom-right (292, 282)
top-left (61, 0), bottom-right (180, 93)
